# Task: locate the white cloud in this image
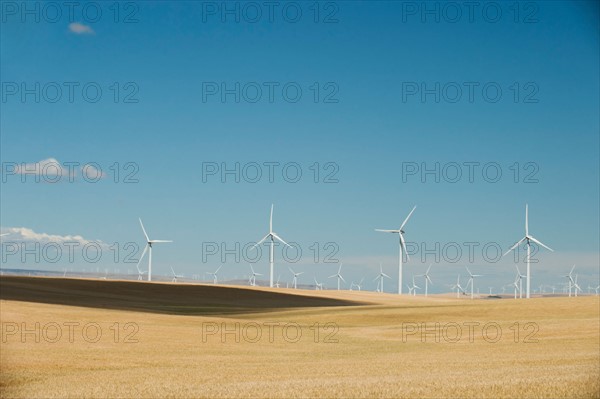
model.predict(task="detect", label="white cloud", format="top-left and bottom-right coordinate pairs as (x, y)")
top-left (68, 22), bottom-right (95, 35)
top-left (0, 227), bottom-right (106, 247)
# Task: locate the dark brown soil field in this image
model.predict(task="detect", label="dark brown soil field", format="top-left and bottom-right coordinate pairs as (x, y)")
top-left (0, 276), bottom-right (362, 315)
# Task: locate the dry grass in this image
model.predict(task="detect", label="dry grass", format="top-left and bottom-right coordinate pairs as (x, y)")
top-left (1, 277), bottom-right (598, 398)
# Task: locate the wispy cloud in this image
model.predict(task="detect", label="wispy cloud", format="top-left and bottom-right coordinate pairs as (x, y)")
top-left (1, 227), bottom-right (106, 247)
top-left (68, 22), bottom-right (95, 35)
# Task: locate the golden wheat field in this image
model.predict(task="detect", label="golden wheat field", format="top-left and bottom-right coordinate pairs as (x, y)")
top-left (0, 276), bottom-right (599, 398)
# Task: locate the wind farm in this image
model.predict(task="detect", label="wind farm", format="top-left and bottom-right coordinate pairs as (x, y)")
top-left (2, 1), bottom-right (598, 398)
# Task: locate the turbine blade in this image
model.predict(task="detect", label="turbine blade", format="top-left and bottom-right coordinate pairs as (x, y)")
top-left (136, 245), bottom-right (149, 270)
top-left (272, 233), bottom-right (291, 247)
top-left (151, 240), bottom-right (173, 243)
top-left (139, 218), bottom-right (150, 242)
top-left (339, 275), bottom-right (346, 283)
top-left (528, 236), bottom-right (554, 252)
top-left (375, 229), bottom-right (399, 233)
top-left (382, 273), bottom-right (391, 279)
top-left (400, 205), bottom-right (417, 230)
top-left (504, 237), bottom-right (526, 256)
top-left (252, 234), bottom-right (270, 248)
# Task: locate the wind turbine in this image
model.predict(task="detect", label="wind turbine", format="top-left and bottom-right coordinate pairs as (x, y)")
top-left (504, 204), bottom-right (553, 299)
top-left (289, 268), bottom-right (303, 289)
top-left (466, 267), bottom-right (482, 300)
top-left (207, 266), bottom-right (221, 284)
top-left (249, 265), bottom-right (262, 286)
top-left (375, 205), bottom-right (416, 295)
top-left (314, 276), bottom-right (323, 290)
top-left (275, 274), bottom-right (281, 288)
top-left (136, 218), bottom-right (173, 282)
top-left (373, 264), bottom-right (391, 293)
top-left (354, 277), bottom-right (364, 291)
top-left (253, 204), bottom-right (291, 288)
top-left (170, 267), bottom-right (183, 283)
top-left (450, 275), bottom-right (464, 298)
top-left (563, 265), bottom-right (576, 297)
top-left (511, 273), bottom-right (520, 299)
top-left (410, 275), bottom-right (420, 296)
top-left (417, 264), bottom-right (433, 296)
top-left (135, 263), bottom-right (147, 281)
top-left (515, 265), bottom-right (526, 298)
top-left (573, 274), bottom-right (582, 297)
top-left (328, 264), bottom-right (345, 290)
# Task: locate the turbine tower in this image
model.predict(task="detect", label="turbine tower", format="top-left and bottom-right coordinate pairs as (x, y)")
top-left (253, 204), bottom-right (291, 288)
top-left (136, 218), bottom-right (173, 282)
top-left (375, 206), bottom-right (416, 295)
top-left (563, 265), bottom-right (576, 297)
top-left (504, 204), bottom-right (553, 298)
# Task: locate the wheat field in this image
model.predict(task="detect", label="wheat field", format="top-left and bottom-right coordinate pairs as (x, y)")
top-left (1, 277), bottom-right (598, 398)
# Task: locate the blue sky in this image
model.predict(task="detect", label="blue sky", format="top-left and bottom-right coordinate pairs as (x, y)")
top-left (1, 1), bottom-right (598, 293)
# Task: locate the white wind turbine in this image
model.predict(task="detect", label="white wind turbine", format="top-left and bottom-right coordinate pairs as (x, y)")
top-left (253, 204), bottom-right (291, 288)
top-left (373, 264), bottom-right (391, 293)
top-left (136, 218), bottom-right (173, 282)
top-left (504, 204), bottom-right (553, 299)
top-left (354, 277), bottom-right (365, 291)
top-left (450, 275), bottom-right (464, 298)
top-left (289, 268), bottom-right (303, 289)
top-left (207, 266), bottom-right (222, 284)
top-left (170, 267), bottom-right (183, 283)
top-left (135, 263), bottom-right (147, 281)
top-left (375, 205), bottom-right (416, 295)
top-left (328, 264), bottom-right (345, 290)
top-left (417, 264), bottom-right (433, 296)
top-left (514, 265), bottom-right (526, 299)
top-left (573, 274), bottom-right (582, 297)
top-left (314, 276), bottom-right (323, 290)
top-left (563, 265), bottom-right (576, 297)
top-left (275, 275), bottom-right (281, 288)
top-left (249, 265), bottom-right (262, 286)
top-left (511, 272), bottom-right (520, 299)
top-left (466, 267), bottom-right (482, 300)
top-left (410, 275), bottom-right (420, 296)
